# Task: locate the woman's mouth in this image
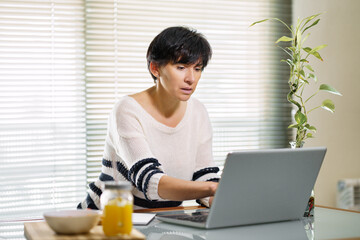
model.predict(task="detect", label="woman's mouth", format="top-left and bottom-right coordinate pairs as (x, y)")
top-left (180, 88), bottom-right (193, 95)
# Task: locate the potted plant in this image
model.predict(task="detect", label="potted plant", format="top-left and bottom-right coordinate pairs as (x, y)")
top-left (250, 13), bottom-right (342, 148)
top-left (250, 13), bottom-right (342, 218)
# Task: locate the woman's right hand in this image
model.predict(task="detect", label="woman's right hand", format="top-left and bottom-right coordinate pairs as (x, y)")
top-left (158, 175), bottom-right (218, 201)
top-left (208, 182), bottom-right (218, 207)
top-left (208, 181), bottom-right (218, 196)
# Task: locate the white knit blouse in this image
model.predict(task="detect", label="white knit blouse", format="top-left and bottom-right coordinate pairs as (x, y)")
top-left (78, 96), bottom-right (220, 210)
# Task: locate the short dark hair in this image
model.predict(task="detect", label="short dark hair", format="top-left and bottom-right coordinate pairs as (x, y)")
top-left (146, 26), bottom-right (212, 81)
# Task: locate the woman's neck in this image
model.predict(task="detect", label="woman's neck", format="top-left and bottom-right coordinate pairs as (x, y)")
top-left (147, 86), bottom-right (185, 118)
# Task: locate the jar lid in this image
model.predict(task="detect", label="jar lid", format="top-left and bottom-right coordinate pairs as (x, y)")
top-left (104, 181), bottom-right (132, 190)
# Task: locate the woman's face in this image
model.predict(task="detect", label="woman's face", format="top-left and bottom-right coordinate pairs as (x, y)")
top-left (157, 62), bottom-right (203, 101)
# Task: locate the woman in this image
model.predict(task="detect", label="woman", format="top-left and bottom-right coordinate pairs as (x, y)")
top-left (78, 26), bottom-right (220, 210)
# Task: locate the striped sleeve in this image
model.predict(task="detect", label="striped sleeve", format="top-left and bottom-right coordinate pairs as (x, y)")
top-left (128, 158), bottom-right (165, 200)
top-left (77, 156), bottom-right (179, 209)
top-left (192, 167), bottom-right (220, 182)
top-left (77, 158), bottom-right (129, 210)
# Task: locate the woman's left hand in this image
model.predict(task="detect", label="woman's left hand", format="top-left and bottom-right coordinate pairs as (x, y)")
top-left (209, 196), bottom-right (214, 207)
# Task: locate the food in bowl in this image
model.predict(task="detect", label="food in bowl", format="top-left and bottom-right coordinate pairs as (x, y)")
top-left (43, 209), bottom-right (101, 234)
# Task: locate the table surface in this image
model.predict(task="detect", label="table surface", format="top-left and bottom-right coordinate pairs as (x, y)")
top-left (1, 205), bottom-right (359, 240)
top-left (133, 205), bottom-right (360, 240)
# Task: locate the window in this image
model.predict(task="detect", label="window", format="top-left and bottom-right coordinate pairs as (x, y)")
top-left (0, 1), bottom-right (86, 238)
top-left (0, 0), bottom-right (291, 239)
top-left (85, 0), bottom-right (293, 181)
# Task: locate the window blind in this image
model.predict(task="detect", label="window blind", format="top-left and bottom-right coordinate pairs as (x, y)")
top-left (0, 1), bottom-right (86, 238)
top-left (0, 0), bottom-right (292, 238)
top-left (85, 0), bottom-right (293, 183)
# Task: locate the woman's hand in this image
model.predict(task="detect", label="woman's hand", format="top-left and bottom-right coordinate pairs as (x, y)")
top-left (158, 175), bottom-right (218, 201)
top-left (208, 181), bottom-right (218, 196)
top-left (209, 196), bottom-right (214, 207)
top-left (208, 182), bottom-right (218, 207)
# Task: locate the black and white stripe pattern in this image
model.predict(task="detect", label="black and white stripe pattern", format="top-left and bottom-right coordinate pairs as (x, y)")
top-left (205, 177), bottom-right (220, 183)
top-left (134, 196), bottom-right (182, 208)
top-left (78, 160), bottom-right (221, 210)
top-left (128, 158), bottom-right (164, 200)
top-left (192, 167), bottom-right (220, 182)
top-left (78, 158), bottom-right (122, 210)
top-left (78, 157), bottom-right (184, 210)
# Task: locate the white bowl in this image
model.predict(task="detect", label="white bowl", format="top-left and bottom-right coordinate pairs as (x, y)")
top-left (43, 209), bottom-right (101, 235)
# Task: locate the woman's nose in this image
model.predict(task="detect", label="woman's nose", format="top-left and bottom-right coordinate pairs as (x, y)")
top-left (185, 69), bottom-right (195, 84)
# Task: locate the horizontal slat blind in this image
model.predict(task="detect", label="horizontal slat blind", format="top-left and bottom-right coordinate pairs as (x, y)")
top-left (0, 1), bottom-right (86, 238)
top-left (85, 0), bottom-right (293, 182)
top-left (0, 0), bottom-right (293, 238)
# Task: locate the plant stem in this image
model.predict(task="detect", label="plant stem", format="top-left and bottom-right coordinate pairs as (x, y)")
top-left (305, 90), bottom-right (320, 103)
top-left (308, 106), bottom-right (321, 114)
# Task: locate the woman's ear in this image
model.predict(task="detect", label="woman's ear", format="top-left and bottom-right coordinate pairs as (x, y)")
top-left (149, 62), bottom-right (160, 79)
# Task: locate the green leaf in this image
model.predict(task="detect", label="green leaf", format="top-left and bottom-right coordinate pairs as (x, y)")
top-left (306, 133), bottom-right (314, 138)
top-left (300, 59), bottom-right (309, 63)
top-left (321, 99), bottom-right (335, 113)
top-left (302, 19), bottom-right (320, 33)
top-left (288, 47), bottom-right (296, 53)
top-left (296, 18), bottom-right (301, 28)
top-left (312, 51), bottom-right (324, 61)
top-left (301, 33), bottom-right (310, 44)
top-left (249, 19), bottom-right (269, 27)
top-left (312, 44), bottom-right (327, 52)
top-left (276, 36), bottom-right (293, 43)
top-left (273, 18), bottom-right (293, 32)
top-left (281, 59), bottom-right (294, 67)
top-left (305, 65), bottom-right (314, 72)
top-left (288, 123), bottom-right (298, 129)
top-left (302, 79), bottom-right (309, 84)
top-left (303, 47), bottom-right (312, 53)
top-left (301, 13), bottom-right (322, 29)
top-left (295, 29), bottom-right (302, 45)
top-left (295, 111), bottom-right (307, 125)
top-left (309, 126), bottom-right (317, 132)
top-left (319, 84), bottom-right (342, 96)
top-left (299, 70), bottom-right (305, 77)
top-left (308, 73), bottom-right (318, 83)
top-left (305, 124), bottom-right (317, 132)
top-left (277, 45), bottom-right (293, 57)
top-left (303, 46), bottom-right (326, 61)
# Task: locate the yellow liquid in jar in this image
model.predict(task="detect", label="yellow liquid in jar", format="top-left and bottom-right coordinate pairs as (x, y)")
top-left (102, 198), bottom-right (133, 236)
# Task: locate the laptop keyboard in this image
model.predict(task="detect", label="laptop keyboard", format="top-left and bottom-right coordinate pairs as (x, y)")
top-left (175, 215), bottom-right (207, 222)
top-left (161, 211), bottom-right (209, 223)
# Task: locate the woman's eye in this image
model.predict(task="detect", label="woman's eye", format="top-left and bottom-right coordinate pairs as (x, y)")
top-left (195, 68), bottom-right (202, 72)
top-left (177, 66), bottom-right (185, 70)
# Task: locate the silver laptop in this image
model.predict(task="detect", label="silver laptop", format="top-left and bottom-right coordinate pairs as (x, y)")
top-left (156, 147), bottom-right (326, 229)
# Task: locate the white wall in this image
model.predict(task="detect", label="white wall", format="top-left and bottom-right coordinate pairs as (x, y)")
top-left (293, 0), bottom-right (360, 208)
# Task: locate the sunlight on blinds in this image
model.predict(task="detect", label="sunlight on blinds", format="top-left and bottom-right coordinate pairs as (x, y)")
top-left (0, 1), bottom-right (293, 238)
top-left (85, 0), bottom-right (293, 182)
top-left (0, 1), bottom-right (86, 238)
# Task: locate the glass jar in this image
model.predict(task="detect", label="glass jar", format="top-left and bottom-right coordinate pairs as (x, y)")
top-left (100, 181), bottom-right (133, 236)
